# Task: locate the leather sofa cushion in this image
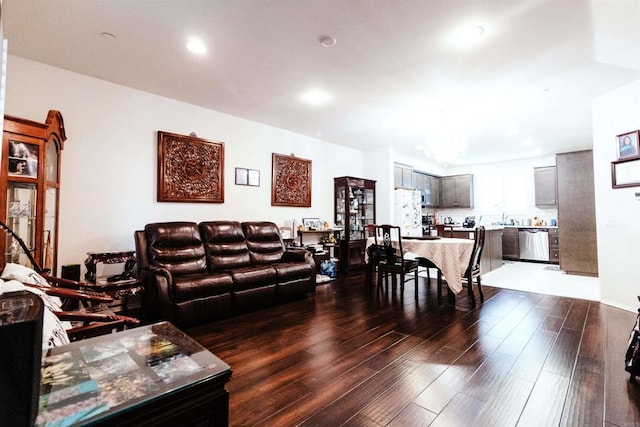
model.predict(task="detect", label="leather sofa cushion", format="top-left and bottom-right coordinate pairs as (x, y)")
top-left (172, 272), bottom-right (234, 303)
top-left (145, 222), bottom-right (207, 276)
top-left (272, 262), bottom-right (312, 282)
top-left (230, 266), bottom-right (277, 291)
top-left (200, 221), bottom-right (251, 271)
top-left (242, 222), bottom-right (285, 264)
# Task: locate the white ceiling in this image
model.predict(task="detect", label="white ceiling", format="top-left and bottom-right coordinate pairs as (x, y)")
top-left (3, 0), bottom-right (640, 165)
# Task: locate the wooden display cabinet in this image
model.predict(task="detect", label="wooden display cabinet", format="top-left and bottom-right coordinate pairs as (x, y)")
top-left (0, 111), bottom-right (66, 274)
top-left (334, 176), bottom-right (376, 271)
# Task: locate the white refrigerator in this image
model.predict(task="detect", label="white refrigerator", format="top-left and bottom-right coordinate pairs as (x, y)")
top-left (394, 189), bottom-right (422, 237)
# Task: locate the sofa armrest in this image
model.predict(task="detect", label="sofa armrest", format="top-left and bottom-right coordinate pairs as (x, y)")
top-left (139, 266), bottom-right (175, 323)
top-left (284, 248), bottom-right (317, 290)
top-left (283, 248), bottom-right (312, 263)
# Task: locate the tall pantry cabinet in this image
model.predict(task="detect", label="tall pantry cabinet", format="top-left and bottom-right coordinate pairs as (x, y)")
top-left (0, 111), bottom-right (66, 274)
top-left (556, 150), bottom-right (598, 276)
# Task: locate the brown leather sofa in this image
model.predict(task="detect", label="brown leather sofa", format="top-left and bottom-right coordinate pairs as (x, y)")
top-left (134, 221), bottom-right (315, 327)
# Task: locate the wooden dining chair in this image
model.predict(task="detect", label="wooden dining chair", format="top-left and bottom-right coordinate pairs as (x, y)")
top-left (462, 226), bottom-right (486, 308)
top-left (373, 224), bottom-right (419, 292)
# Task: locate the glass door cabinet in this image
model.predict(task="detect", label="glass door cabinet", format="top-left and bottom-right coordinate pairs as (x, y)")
top-left (334, 176), bottom-right (376, 271)
top-left (1, 111), bottom-right (66, 274)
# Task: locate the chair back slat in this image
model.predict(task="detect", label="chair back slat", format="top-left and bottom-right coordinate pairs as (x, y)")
top-left (468, 226), bottom-right (486, 271)
top-left (374, 224), bottom-right (403, 263)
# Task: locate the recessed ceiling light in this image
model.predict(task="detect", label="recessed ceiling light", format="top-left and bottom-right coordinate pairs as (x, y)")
top-left (300, 89), bottom-right (332, 106)
top-left (100, 32), bottom-right (116, 40)
top-left (187, 37), bottom-right (207, 55)
top-left (456, 25), bottom-right (484, 44)
top-left (318, 35), bottom-right (336, 48)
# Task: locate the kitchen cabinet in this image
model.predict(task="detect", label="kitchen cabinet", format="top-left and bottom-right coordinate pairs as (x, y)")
top-left (481, 228), bottom-right (504, 274)
top-left (439, 174), bottom-right (474, 208)
top-left (556, 150), bottom-right (597, 276)
top-left (423, 174), bottom-right (440, 208)
top-left (548, 228), bottom-right (559, 264)
top-left (0, 111), bottom-right (66, 274)
top-left (412, 171), bottom-right (423, 190)
top-left (449, 228), bottom-right (503, 274)
top-left (393, 163), bottom-right (413, 189)
top-left (334, 176), bottom-right (376, 271)
top-left (534, 166), bottom-right (557, 207)
top-left (502, 227), bottom-right (520, 260)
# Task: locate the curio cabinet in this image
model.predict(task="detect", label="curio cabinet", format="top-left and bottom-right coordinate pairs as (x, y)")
top-left (0, 111), bottom-right (66, 274)
top-left (334, 176), bottom-right (376, 271)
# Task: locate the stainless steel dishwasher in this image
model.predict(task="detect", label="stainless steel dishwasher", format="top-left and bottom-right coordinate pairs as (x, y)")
top-left (518, 228), bottom-right (549, 261)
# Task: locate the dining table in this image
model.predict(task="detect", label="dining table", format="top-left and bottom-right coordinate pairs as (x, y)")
top-left (365, 236), bottom-right (475, 294)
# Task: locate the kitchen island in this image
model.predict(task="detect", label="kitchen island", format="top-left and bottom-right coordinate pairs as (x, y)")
top-left (431, 225), bottom-right (504, 274)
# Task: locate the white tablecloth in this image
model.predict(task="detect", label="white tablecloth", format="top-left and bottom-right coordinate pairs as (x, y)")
top-left (365, 237), bottom-right (474, 294)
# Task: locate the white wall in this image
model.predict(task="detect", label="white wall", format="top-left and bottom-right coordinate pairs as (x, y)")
top-left (363, 146), bottom-right (394, 224)
top-left (593, 79), bottom-right (640, 312)
top-left (5, 56), bottom-right (364, 273)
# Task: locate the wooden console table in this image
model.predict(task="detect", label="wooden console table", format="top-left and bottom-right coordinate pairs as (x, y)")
top-left (84, 251), bottom-right (137, 283)
top-left (83, 251), bottom-right (141, 315)
top-left (37, 321), bottom-right (232, 426)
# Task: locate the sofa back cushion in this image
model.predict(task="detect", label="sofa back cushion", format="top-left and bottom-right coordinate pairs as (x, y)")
top-left (144, 222), bottom-right (207, 276)
top-left (242, 222), bottom-right (285, 264)
top-left (200, 221), bottom-right (251, 271)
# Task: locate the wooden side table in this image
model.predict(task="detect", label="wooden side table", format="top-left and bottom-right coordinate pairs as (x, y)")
top-left (83, 251), bottom-right (142, 316)
top-left (84, 251), bottom-right (137, 283)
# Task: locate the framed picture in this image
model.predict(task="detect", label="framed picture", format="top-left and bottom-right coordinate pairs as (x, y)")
top-left (248, 169), bottom-right (260, 187)
top-left (302, 218), bottom-right (321, 230)
top-left (235, 168), bottom-right (260, 187)
top-left (8, 140), bottom-right (38, 178)
top-left (271, 153), bottom-right (312, 207)
top-left (616, 130), bottom-right (640, 160)
top-left (157, 131), bottom-right (224, 203)
top-left (235, 168), bottom-right (248, 185)
top-left (611, 157), bottom-right (640, 188)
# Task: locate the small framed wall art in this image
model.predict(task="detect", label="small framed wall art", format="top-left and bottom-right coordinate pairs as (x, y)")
top-left (157, 131), bottom-right (225, 203)
top-left (616, 130), bottom-right (640, 160)
top-left (235, 168), bottom-right (260, 187)
top-left (271, 153), bottom-right (312, 207)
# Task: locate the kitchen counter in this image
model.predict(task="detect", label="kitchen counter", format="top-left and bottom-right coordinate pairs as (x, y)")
top-left (449, 226), bottom-right (505, 232)
top-left (502, 225), bottom-right (558, 229)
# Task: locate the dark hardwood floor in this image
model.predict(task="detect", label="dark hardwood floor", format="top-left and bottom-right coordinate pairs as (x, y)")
top-left (185, 270), bottom-right (640, 426)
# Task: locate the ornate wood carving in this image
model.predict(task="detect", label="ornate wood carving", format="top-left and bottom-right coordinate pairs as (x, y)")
top-left (271, 153), bottom-right (312, 207)
top-left (157, 131), bottom-right (224, 203)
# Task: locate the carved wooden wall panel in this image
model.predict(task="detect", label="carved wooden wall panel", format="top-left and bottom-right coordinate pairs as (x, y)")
top-left (271, 153), bottom-right (311, 207)
top-left (157, 131), bottom-right (224, 203)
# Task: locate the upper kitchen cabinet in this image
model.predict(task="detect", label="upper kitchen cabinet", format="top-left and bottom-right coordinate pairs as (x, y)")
top-left (423, 174), bottom-right (440, 208)
top-left (393, 163), bottom-right (413, 189)
top-left (534, 166), bottom-right (557, 207)
top-left (439, 174), bottom-right (474, 208)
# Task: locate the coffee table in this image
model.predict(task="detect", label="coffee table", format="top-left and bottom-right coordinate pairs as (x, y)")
top-left (37, 321), bottom-right (232, 426)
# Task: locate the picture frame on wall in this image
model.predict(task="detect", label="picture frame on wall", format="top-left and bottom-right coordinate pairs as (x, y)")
top-left (157, 131), bottom-right (225, 203)
top-left (271, 153), bottom-right (312, 207)
top-left (248, 169), bottom-right (260, 187)
top-left (235, 168), bottom-right (260, 187)
top-left (611, 157), bottom-right (640, 188)
top-left (616, 130), bottom-right (639, 160)
top-left (235, 168), bottom-right (248, 185)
